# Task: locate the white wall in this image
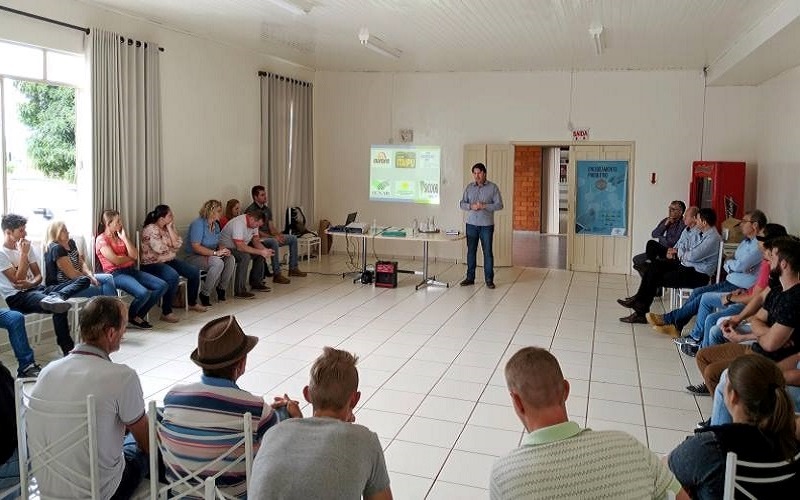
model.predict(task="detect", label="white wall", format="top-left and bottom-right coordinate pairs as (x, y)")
top-left (0, 0), bottom-right (314, 228)
top-left (757, 66), bottom-right (800, 234)
top-left (315, 70), bottom-right (758, 261)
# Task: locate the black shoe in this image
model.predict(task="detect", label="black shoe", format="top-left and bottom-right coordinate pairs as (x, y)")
top-left (128, 318), bottom-right (153, 330)
top-left (686, 383), bottom-right (710, 396)
top-left (252, 283), bottom-right (272, 292)
top-left (199, 293), bottom-right (212, 307)
top-left (19, 363), bottom-right (42, 378)
top-left (617, 297), bottom-right (637, 308)
top-left (486, 282), bottom-right (496, 289)
top-left (460, 279), bottom-right (474, 286)
top-left (216, 288), bottom-right (226, 302)
top-left (654, 287), bottom-right (663, 298)
top-left (619, 312), bottom-right (647, 324)
top-left (680, 343), bottom-right (700, 357)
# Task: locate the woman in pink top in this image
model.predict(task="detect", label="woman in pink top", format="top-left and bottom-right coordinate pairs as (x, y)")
top-left (95, 209), bottom-right (167, 329)
top-left (140, 204), bottom-right (206, 323)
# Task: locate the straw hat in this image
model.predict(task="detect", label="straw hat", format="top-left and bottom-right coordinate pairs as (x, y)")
top-left (190, 315), bottom-right (258, 369)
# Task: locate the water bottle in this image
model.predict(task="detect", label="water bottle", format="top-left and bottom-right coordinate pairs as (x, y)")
top-left (412, 219), bottom-right (419, 236)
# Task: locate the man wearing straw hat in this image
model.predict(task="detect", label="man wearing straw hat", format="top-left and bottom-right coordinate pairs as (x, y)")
top-left (160, 315), bottom-right (302, 498)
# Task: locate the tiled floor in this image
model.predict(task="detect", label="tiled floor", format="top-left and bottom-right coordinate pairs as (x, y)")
top-left (512, 231), bottom-right (566, 269)
top-left (2, 255), bottom-right (711, 498)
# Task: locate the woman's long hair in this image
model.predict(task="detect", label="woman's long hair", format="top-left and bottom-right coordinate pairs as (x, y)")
top-left (727, 355), bottom-right (798, 460)
top-left (45, 220), bottom-right (68, 247)
top-left (143, 205), bottom-right (171, 227)
top-left (199, 200), bottom-right (222, 220)
top-left (97, 209), bottom-right (120, 235)
top-left (225, 199), bottom-right (240, 220)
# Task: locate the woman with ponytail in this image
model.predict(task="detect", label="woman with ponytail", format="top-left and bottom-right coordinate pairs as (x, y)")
top-left (141, 205), bottom-right (207, 322)
top-left (668, 355), bottom-right (799, 498)
top-left (95, 209), bottom-right (167, 329)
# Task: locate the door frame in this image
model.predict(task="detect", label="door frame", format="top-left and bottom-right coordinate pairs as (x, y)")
top-left (512, 140), bottom-right (636, 272)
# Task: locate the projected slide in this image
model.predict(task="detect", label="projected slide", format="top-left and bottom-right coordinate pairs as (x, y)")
top-left (369, 145), bottom-right (441, 204)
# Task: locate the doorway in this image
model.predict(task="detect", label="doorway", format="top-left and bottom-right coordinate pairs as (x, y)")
top-left (511, 145), bottom-right (569, 269)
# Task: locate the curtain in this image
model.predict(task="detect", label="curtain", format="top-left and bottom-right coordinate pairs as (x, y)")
top-left (260, 73), bottom-right (314, 233)
top-left (89, 28), bottom-right (162, 232)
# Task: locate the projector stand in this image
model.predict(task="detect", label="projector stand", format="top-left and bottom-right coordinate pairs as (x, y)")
top-left (415, 240), bottom-right (449, 290)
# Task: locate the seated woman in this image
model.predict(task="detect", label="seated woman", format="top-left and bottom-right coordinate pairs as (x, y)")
top-left (141, 205), bottom-right (207, 322)
top-left (95, 209), bottom-right (167, 329)
top-left (668, 355), bottom-right (800, 499)
top-left (44, 221), bottom-right (117, 297)
top-left (184, 200), bottom-right (235, 306)
top-left (220, 199), bottom-right (240, 229)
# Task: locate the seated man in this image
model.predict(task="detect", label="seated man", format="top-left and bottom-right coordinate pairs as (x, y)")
top-left (246, 185), bottom-right (306, 285)
top-left (632, 200), bottom-right (686, 274)
top-left (490, 347), bottom-right (686, 499)
top-left (28, 296), bottom-right (149, 499)
top-left (673, 223), bottom-right (786, 356)
top-left (648, 209), bottom-right (768, 337)
top-left (161, 315), bottom-right (302, 499)
top-left (250, 347), bottom-right (392, 500)
top-left (0, 360), bottom-right (19, 494)
top-left (1, 309), bottom-right (43, 378)
top-left (619, 208), bottom-right (720, 323)
top-left (686, 236), bottom-right (800, 396)
top-left (0, 214), bottom-right (89, 356)
top-left (219, 207), bottom-right (274, 298)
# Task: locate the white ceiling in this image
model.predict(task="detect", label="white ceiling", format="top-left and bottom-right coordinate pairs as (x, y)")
top-left (77, 0), bottom-right (800, 85)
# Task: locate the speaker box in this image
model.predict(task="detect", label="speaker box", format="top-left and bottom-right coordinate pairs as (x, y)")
top-left (374, 261), bottom-right (398, 288)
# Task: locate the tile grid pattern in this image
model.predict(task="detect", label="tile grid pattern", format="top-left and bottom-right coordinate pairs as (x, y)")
top-left (1, 256), bottom-right (710, 499)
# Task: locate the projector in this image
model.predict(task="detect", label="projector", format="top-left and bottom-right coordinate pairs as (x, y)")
top-left (345, 222), bottom-right (370, 234)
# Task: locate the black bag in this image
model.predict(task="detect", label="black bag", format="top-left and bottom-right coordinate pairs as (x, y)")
top-left (284, 206), bottom-right (315, 236)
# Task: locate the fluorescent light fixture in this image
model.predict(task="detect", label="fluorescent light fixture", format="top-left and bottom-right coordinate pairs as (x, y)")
top-left (358, 28), bottom-right (402, 59)
top-left (589, 25), bottom-right (604, 55)
top-left (265, 0), bottom-right (309, 15)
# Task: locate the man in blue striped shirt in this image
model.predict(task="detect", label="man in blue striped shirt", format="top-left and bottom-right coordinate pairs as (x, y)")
top-left (459, 163), bottom-right (504, 289)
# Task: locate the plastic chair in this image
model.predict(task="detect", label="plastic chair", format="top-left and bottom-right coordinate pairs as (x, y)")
top-left (16, 377), bottom-right (101, 499)
top-left (722, 450), bottom-right (800, 499)
top-left (148, 401), bottom-right (253, 500)
top-left (38, 240), bottom-right (89, 343)
top-left (668, 240), bottom-right (725, 310)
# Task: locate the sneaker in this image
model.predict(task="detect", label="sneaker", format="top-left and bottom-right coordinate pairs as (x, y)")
top-left (288, 268), bottom-right (307, 277)
top-left (673, 336), bottom-right (699, 346)
top-left (128, 318), bottom-right (153, 330)
top-left (686, 382), bottom-right (710, 396)
top-left (486, 282), bottom-right (496, 289)
top-left (645, 313), bottom-right (665, 327)
top-left (273, 273), bottom-right (291, 284)
top-left (39, 294), bottom-right (72, 314)
top-left (460, 279), bottom-right (475, 286)
top-left (251, 283), bottom-right (272, 292)
top-left (216, 288), bottom-right (226, 302)
top-left (234, 291), bottom-right (255, 299)
top-left (19, 363), bottom-right (42, 378)
top-left (680, 342), bottom-right (700, 357)
top-left (199, 293), bottom-right (212, 307)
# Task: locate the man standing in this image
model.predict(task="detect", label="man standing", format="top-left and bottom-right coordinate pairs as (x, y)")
top-left (160, 315), bottom-right (302, 498)
top-left (0, 214), bottom-right (88, 357)
top-left (632, 201), bottom-right (686, 274)
top-left (219, 207), bottom-right (275, 298)
top-left (686, 236), bottom-right (800, 396)
top-left (27, 296), bottom-right (149, 499)
top-left (490, 347), bottom-right (687, 499)
top-left (459, 163), bottom-right (504, 289)
top-left (250, 347), bottom-right (392, 500)
top-left (246, 185), bottom-right (307, 285)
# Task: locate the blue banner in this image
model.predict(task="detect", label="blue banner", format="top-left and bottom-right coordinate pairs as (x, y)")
top-left (575, 160), bottom-right (628, 236)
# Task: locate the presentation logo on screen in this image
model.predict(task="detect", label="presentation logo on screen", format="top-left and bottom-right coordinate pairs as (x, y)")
top-left (369, 145), bottom-right (441, 205)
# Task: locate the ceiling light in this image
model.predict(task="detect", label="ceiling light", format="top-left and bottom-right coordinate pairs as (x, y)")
top-left (265, 0), bottom-right (309, 15)
top-left (358, 28), bottom-right (402, 59)
top-left (589, 25), bottom-right (604, 55)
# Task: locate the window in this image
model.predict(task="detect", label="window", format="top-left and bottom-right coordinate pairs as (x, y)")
top-left (0, 40), bottom-right (85, 243)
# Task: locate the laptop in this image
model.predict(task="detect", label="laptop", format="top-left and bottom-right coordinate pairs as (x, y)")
top-left (330, 212), bottom-right (358, 232)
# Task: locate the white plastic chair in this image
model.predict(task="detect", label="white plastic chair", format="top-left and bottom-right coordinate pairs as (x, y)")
top-left (669, 240), bottom-right (725, 310)
top-left (16, 377), bottom-right (101, 499)
top-left (722, 450), bottom-right (800, 499)
top-left (148, 401), bottom-right (253, 500)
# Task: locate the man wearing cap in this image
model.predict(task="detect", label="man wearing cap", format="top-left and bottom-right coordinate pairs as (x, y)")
top-left (160, 315), bottom-right (302, 498)
top-left (27, 296), bottom-right (150, 500)
top-left (250, 347), bottom-right (392, 500)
